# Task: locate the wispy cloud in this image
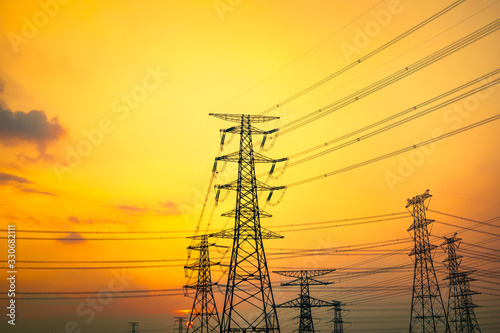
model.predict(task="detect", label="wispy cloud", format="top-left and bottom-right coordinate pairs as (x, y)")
top-left (117, 205), bottom-right (147, 214)
top-left (0, 171), bottom-right (56, 196)
top-left (0, 172), bottom-right (31, 184)
top-left (67, 216), bottom-right (126, 225)
top-left (159, 201), bottom-right (181, 215)
top-left (116, 201), bottom-right (181, 216)
top-left (56, 232), bottom-right (86, 244)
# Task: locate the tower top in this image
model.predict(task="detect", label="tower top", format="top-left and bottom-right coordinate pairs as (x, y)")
top-left (209, 113), bottom-right (279, 123)
top-left (405, 189), bottom-right (431, 208)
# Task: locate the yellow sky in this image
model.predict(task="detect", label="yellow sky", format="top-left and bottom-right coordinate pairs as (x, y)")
top-left (1, 0), bottom-right (499, 332)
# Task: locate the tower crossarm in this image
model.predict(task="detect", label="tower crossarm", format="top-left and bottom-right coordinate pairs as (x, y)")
top-left (275, 296), bottom-right (334, 308)
top-left (184, 261), bottom-right (220, 270)
top-left (208, 227), bottom-right (283, 239)
top-left (221, 208), bottom-right (273, 219)
top-left (187, 242), bottom-right (217, 250)
top-left (280, 278), bottom-right (334, 287)
top-left (405, 189), bottom-right (432, 208)
top-left (216, 152), bottom-right (287, 164)
top-left (209, 113), bottom-right (279, 123)
top-left (273, 269), bottom-right (335, 279)
top-left (183, 281), bottom-right (218, 289)
top-left (408, 243), bottom-right (438, 256)
top-left (216, 180), bottom-right (284, 192)
top-left (308, 296), bottom-right (336, 307)
top-left (407, 218), bottom-right (435, 232)
top-left (275, 297), bottom-right (302, 308)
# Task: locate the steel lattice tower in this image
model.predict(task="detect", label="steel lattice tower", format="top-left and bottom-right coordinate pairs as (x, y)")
top-left (406, 189), bottom-right (450, 333)
top-left (441, 234), bottom-right (481, 333)
top-left (210, 113), bottom-right (285, 333)
top-left (275, 270), bottom-right (335, 333)
top-left (128, 322), bottom-right (139, 333)
top-left (328, 301), bottom-right (345, 333)
top-left (184, 234), bottom-right (221, 333)
top-left (175, 317), bottom-right (187, 333)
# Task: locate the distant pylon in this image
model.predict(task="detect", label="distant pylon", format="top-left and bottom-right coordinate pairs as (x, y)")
top-left (328, 301), bottom-right (346, 333)
top-left (128, 322), bottom-right (139, 333)
top-left (406, 189), bottom-right (450, 333)
top-left (184, 234), bottom-right (221, 333)
top-left (210, 113), bottom-right (286, 333)
top-left (441, 233), bottom-right (481, 333)
top-left (275, 269), bottom-right (336, 333)
top-left (174, 317), bottom-right (187, 333)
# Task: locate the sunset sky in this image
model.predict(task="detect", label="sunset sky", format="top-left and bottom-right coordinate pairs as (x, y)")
top-left (1, 0), bottom-right (499, 332)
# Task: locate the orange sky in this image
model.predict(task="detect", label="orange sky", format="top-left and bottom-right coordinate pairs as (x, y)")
top-left (1, 0), bottom-right (499, 332)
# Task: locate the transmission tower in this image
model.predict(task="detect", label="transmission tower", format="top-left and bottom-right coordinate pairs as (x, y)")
top-left (128, 322), bottom-right (139, 333)
top-left (327, 301), bottom-right (346, 333)
top-left (406, 189), bottom-right (450, 333)
top-left (275, 269), bottom-right (336, 333)
top-left (210, 113), bottom-right (285, 333)
top-left (441, 233), bottom-right (481, 333)
top-left (174, 317), bottom-right (187, 333)
top-left (184, 234), bottom-right (221, 333)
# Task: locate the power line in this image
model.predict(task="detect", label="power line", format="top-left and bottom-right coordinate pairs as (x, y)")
top-left (0, 236), bottom-right (185, 241)
top-left (0, 293), bottom-right (183, 301)
top-left (259, 72), bottom-right (500, 176)
top-left (259, 0), bottom-right (466, 116)
top-left (15, 288), bottom-right (182, 295)
top-left (434, 220), bottom-right (500, 238)
top-left (277, 19), bottom-right (500, 136)
top-left (0, 212), bottom-right (410, 235)
top-left (429, 209), bottom-right (500, 230)
top-left (287, 113), bottom-right (500, 187)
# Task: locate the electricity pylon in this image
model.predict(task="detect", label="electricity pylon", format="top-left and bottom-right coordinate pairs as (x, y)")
top-left (174, 317), bottom-right (187, 333)
top-left (406, 189), bottom-right (450, 333)
top-left (128, 322), bottom-right (139, 333)
top-left (184, 234), bottom-right (221, 333)
top-left (441, 234), bottom-right (481, 333)
top-left (327, 301), bottom-right (346, 333)
top-left (275, 269), bottom-right (336, 333)
top-left (210, 113), bottom-right (286, 333)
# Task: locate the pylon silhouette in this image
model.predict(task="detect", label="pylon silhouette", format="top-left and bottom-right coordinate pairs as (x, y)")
top-left (327, 301), bottom-right (346, 333)
top-left (441, 233), bottom-right (481, 333)
top-left (174, 317), bottom-right (186, 333)
top-left (184, 234), bottom-right (221, 333)
top-left (275, 269), bottom-right (335, 333)
top-left (128, 322), bottom-right (139, 333)
top-left (406, 189), bottom-right (450, 333)
top-left (210, 113), bottom-right (286, 333)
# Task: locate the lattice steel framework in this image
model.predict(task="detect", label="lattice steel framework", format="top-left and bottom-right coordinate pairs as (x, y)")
top-left (275, 270), bottom-right (335, 333)
top-left (128, 322), bottom-right (139, 333)
top-left (406, 190), bottom-right (450, 333)
top-left (210, 113), bottom-right (285, 333)
top-left (175, 317), bottom-right (187, 333)
top-left (328, 301), bottom-right (345, 333)
top-left (441, 234), bottom-right (481, 333)
top-left (184, 235), bottom-right (221, 333)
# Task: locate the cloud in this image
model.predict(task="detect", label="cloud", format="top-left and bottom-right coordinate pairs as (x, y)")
top-left (68, 216), bottom-right (80, 223)
top-left (117, 202), bottom-right (181, 216)
top-left (0, 172), bottom-right (56, 196)
top-left (67, 215), bottom-right (129, 225)
top-left (0, 105), bottom-right (66, 153)
top-left (0, 172), bottom-right (32, 185)
top-left (57, 232), bottom-right (86, 244)
top-left (18, 187), bottom-right (56, 196)
top-left (117, 205), bottom-right (146, 214)
top-left (159, 201), bottom-right (181, 215)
